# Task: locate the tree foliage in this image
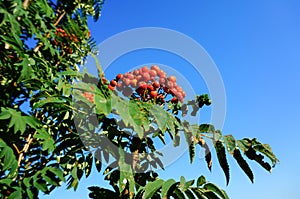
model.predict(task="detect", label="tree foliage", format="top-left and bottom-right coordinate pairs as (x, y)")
top-left (0, 1), bottom-right (278, 198)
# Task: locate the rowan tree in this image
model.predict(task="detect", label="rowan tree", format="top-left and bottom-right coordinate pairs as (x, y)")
top-left (0, 1), bottom-right (278, 198)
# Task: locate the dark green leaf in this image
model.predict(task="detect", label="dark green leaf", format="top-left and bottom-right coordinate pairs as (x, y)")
top-left (197, 176), bottom-right (206, 187)
top-left (215, 141), bottom-right (230, 185)
top-left (203, 190), bottom-right (220, 199)
top-left (94, 149), bottom-right (102, 172)
top-left (203, 183), bottom-right (229, 199)
top-left (233, 149), bottom-right (254, 183)
top-left (185, 189), bottom-right (196, 199)
top-left (161, 179), bottom-right (176, 199)
top-left (198, 139), bottom-right (212, 171)
top-left (142, 179), bottom-right (164, 199)
top-left (223, 135), bottom-right (236, 154)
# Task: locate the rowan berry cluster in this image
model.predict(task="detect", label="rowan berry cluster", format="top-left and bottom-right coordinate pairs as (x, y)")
top-left (82, 86), bottom-right (95, 103)
top-left (108, 65), bottom-right (186, 104)
top-left (52, 28), bottom-right (88, 54)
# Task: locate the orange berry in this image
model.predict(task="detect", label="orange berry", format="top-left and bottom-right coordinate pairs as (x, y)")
top-left (108, 84), bottom-right (115, 90)
top-left (110, 80), bottom-right (118, 87)
top-left (150, 91), bottom-right (158, 98)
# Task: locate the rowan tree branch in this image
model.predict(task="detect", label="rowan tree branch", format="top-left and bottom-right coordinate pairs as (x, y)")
top-left (22, 0), bottom-right (31, 9)
top-left (33, 10), bottom-right (66, 53)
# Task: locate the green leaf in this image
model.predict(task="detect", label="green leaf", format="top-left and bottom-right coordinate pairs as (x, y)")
top-left (245, 147), bottom-right (272, 172)
top-left (94, 149), bottom-right (102, 172)
top-left (173, 188), bottom-right (185, 199)
top-left (95, 87), bottom-right (112, 115)
top-left (198, 124), bottom-right (215, 134)
top-left (119, 148), bottom-right (135, 198)
top-left (191, 188), bottom-right (206, 199)
top-left (43, 173), bottom-right (59, 186)
top-left (180, 176), bottom-right (186, 187)
top-left (185, 189), bottom-right (196, 199)
top-left (23, 178), bottom-right (31, 188)
top-left (203, 183), bottom-right (229, 199)
top-left (49, 167), bottom-right (65, 182)
top-left (8, 188), bottom-right (22, 199)
top-left (142, 179), bottom-right (164, 199)
top-left (88, 187), bottom-right (119, 198)
top-left (184, 131), bottom-right (195, 163)
top-left (33, 180), bottom-right (48, 192)
top-left (251, 139), bottom-right (279, 166)
top-left (85, 153), bottom-right (93, 177)
top-left (203, 190), bottom-right (220, 199)
top-left (34, 129), bottom-right (55, 152)
top-left (59, 70), bottom-right (83, 77)
top-left (223, 135), bottom-right (236, 154)
top-left (17, 57), bottom-right (33, 82)
top-left (233, 149), bottom-right (254, 183)
top-left (215, 141), bottom-right (230, 185)
top-left (26, 188), bottom-right (35, 199)
top-left (0, 108), bottom-right (11, 120)
top-left (1, 108), bottom-right (26, 134)
top-left (33, 96), bottom-right (66, 109)
top-left (197, 175), bottom-right (206, 187)
top-left (198, 138), bottom-right (212, 171)
top-left (161, 179), bottom-right (176, 199)
top-left (128, 100), bottom-right (149, 138)
top-left (150, 104), bottom-right (168, 132)
top-left (237, 139), bottom-right (275, 172)
top-left (24, 116), bottom-right (41, 129)
top-left (0, 138), bottom-right (18, 177)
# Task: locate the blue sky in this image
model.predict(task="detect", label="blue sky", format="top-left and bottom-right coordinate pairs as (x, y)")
top-left (42, 1), bottom-right (300, 198)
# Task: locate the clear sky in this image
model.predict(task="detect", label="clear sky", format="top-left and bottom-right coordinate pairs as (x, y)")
top-left (41, 0), bottom-right (300, 198)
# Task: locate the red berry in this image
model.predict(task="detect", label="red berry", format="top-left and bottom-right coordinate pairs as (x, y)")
top-left (136, 87), bottom-right (145, 95)
top-left (182, 91), bottom-right (186, 98)
top-left (110, 80), bottom-right (118, 87)
top-left (149, 69), bottom-right (157, 77)
top-left (138, 81), bottom-right (147, 88)
top-left (147, 84), bottom-right (154, 91)
top-left (153, 81), bottom-right (160, 89)
top-left (142, 73), bottom-right (150, 82)
top-left (166, 81), bottom-right (174, 89)
top-left (130, 79), bottom-right (137, 87)
top-left (136, 75), bottom-right (142, 81)
top-left (176, 92), bottom-right (183, 99)
top-left (141, 66), bottom-right (149, 73)
top-left (108, 84), bottom-right (115, 90)
top-left (168, 76), bottom-right (176, 83)
top-left (176, 86), bottom-right (183, 92)
top-left (150, 91), bottom-right (158, 98)
top-left (127, 73), bottom-right (134, 80)
top-left (171, 88), bottom-right (178, 97)
top-left (171, 97), bottom-right (178, 104)
top-left (133, 69), bottom-right (140, 76)
top-left (151, 65), bottom-right (160, 72)
top-left (157, 70), bottom-right (166, 78)
top-left (159, 77), bottom-right (166, 85)
top-left (163, 86), bottom-right (170, 93)
top-left (116, 74), bottom-right (123, 80)
top-left (123, 78), bottom-right (130, 86)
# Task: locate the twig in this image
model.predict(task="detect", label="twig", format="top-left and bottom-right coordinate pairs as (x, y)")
top-left (22, 0), bottom-right (31, 9)
top-left (17, 132), bottom-right (37, 167)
